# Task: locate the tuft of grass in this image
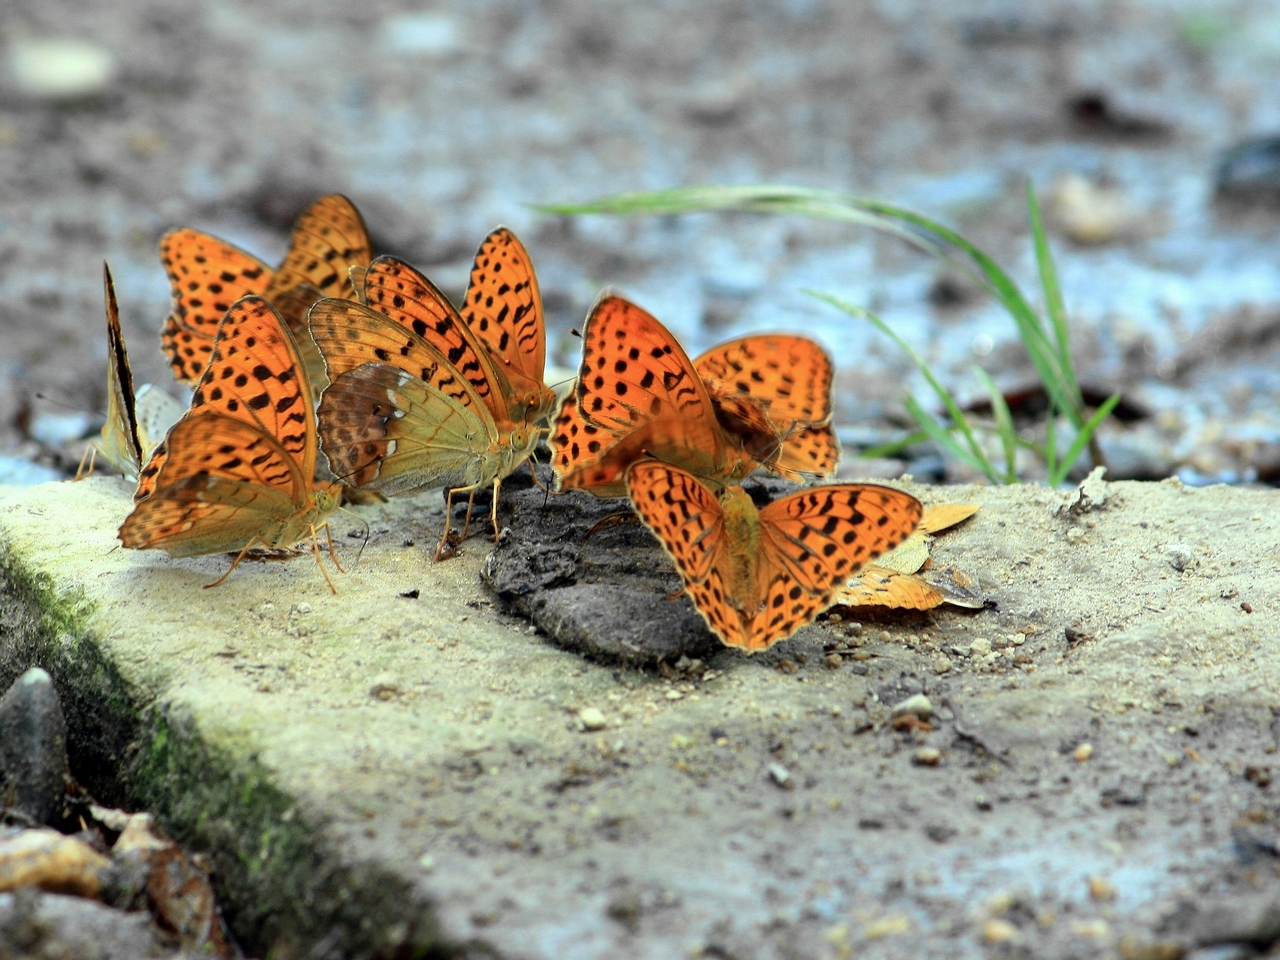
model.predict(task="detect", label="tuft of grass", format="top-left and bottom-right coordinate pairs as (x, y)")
top-left (540, 183), bottom-right (1118, 485)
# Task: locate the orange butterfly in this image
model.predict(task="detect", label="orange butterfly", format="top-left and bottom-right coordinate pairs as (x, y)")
top-left (121, 296), bottom-right (343, 590)
top-left (551, 295), bottom-right (838, 496)
top-left (694, 334), bottom-right (840, 481)
top-left (626, 461), bottom-right (921, 651)
top-left (159, 194), bottom-right (371, 390)
top-left (311, 228), bottom-right (555, 555)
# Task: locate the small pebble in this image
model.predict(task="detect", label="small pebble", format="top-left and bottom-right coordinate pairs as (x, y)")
top-left (891, 693), bottom-right (933, 721)
top-left (1166, 544), bottom-right (1194, 572)
top-left (970, 638), bottom-right (993, 657)
top-left (578, 708), bottom-right (607, 732)
top-left (913, 747), bottom-right (941, 766)
top-left (1011, 633), bottom-right (1026, 646)
top-left (862, 915), bottom-right (909, 939)
top-left (7, 37), bottom-right (117, 100)
top-left (824, 653), bottom-right (842, 669)
top-left (932, 655), bottom-right (952, 675)
top-left (1075, 743), bottom-right (1094, 763)
top-left (767, 763), bottom-right (792, 788)
top-left (665, 690), bottom-right (683, 701)
top-left (982, 918), bottom-right (1020, 944)
top-left (1088, 876), bottom-right (1115, 901)
top-left (850, 650), bottom-right (871, 661)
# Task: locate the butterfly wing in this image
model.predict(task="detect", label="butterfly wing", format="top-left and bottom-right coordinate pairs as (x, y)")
top-left (747, 484), bottom-right (922, 649)
top-left (461, 227), bottom-right (555, 422)
top-left (119, 412), bottom-right (317, 557)
top-left (319, 362), bottom-right (501, 496)
top-left (263, 194), bottom-right (373, 309)
top-left (552, 390), bottom-right (663, 497)
top-left (694, 335), bottom-right (834, 427)
top-left (159, 230), bottom-right (273, 385)
top-left (566, 295), bottom-right (742, 487)
top-left (362, 256), bottom-right (516, 425)
top-left (696, 335), bottom-right (838, 481)
top-left (133, 386), bottom-right (184, 463)
top-left (136, 296), bottom-right (319, 502)
top-left (94, 263), bottom-right (144, 479)
top-left (625, 460), bottom-right (749, 645)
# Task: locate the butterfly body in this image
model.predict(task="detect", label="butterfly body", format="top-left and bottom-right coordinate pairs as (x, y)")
top-left (627, 461), bottom-right (921, 652)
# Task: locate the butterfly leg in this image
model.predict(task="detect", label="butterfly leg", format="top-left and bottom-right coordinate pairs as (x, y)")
top-left (433, 486), bottom-right (466, 562)
top-left (205, 535), bottom-right (271, 589)
top-left (319, 522), bottom-right (346, 574)
top-left (526, 458), bottom-right (549, 493)
top-left (72, 445), bottom-right (96, 481)
top-left (488, 477), bottom-right (503, 542)
top-left (307, 525), bottom-right (338, 594)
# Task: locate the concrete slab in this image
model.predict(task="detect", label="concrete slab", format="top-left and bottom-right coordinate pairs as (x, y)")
top-left (1, 474), bottom-right (1279, 959)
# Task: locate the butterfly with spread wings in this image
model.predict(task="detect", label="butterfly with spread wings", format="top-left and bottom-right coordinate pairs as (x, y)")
top-left (627, 461), bottom-right (921, 651)
top-left (552, 294), bottom-right (839, 497)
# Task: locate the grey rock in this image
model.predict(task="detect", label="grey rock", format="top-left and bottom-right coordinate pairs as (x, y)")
top-left (0, 668), bottom-right (68, 825)
top-left (0, 889), bottom-right (169, 960)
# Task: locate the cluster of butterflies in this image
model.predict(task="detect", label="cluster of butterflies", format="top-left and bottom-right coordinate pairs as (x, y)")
top-left (89, 194), bottom-right (926, 651)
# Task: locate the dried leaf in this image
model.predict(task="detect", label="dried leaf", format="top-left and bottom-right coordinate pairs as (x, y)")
top-left (832, 566), bottom-right (945, 611)
top-left (918, 503), bottom-right (980, 534)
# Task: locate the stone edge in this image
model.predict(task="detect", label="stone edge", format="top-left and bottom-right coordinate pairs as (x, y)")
top-left (0, 536), bottom-right (447, 960)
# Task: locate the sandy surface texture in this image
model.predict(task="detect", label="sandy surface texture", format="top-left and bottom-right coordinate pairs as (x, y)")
top-left (0, 474), bottom-right (1277, 958)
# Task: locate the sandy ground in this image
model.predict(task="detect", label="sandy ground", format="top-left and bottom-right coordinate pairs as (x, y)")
top-left (1, 473), bottom-right (1279, 958)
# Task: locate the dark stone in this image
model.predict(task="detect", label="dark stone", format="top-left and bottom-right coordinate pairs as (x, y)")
top-left (0, 667), bottom-right (69, 825)
top-left (480, 466), bottom-right (723, 665)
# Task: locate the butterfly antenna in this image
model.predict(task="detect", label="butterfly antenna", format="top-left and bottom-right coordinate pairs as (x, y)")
top-left (334, 505), bottom-right (371, 568)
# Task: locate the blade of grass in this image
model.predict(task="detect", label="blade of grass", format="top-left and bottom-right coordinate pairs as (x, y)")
top-left (972, 367), bottom-right (1018, 483)
top-left (810, 291), bottom-right (997, 481)
top-left (857, 429), bottom-right (930, 460)
top-left (1027, 182), bottom-right (1082, 419)
top-left (903, 395), bottom-right (995, 480)
top-left (1048, 393), bottom-right (1121, 486)
top-left (543, 184), bottom-right (1082, 429)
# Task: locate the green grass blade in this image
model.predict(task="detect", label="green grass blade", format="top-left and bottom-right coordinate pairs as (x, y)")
top-left (903, 395), bottom-right (995, 481)
top-left (857, 429), bottom-right (930, 460)
top-left (810, 291), bottom-right (997, 480)
top-left (1027, 182), bottom-right (1083, 420)
top-left (972, 367), bottom-right (1018, 483)
top-left (545, 184), bottom-right (1082, 428)
top-left (1048, 393), bottom-right (1121, 486)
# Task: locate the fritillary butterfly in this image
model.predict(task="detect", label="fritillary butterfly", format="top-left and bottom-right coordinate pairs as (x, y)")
top-left (159, 194), bottom-right (371, 391)
top-left (311, 229), bottom-right (552, 556)
top-left (626, 461), bottom-right (922, 651)
top-left (77, 264), bottom-right (182, 481)
top-left (551, 295), bottom-right (838, 496)
top-left (121, 296), bottom-right (343, 590)
top-left (694, 335), bottom-right (840, 481)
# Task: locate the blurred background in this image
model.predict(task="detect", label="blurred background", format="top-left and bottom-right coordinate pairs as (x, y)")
top-left (4, 0), bottom-right (1280, 486)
